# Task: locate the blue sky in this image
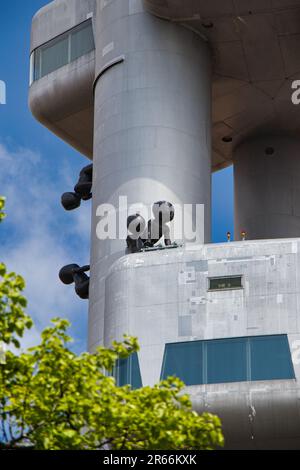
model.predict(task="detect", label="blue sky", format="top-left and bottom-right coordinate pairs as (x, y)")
top-left (0, 0), bottom-right (233, 353)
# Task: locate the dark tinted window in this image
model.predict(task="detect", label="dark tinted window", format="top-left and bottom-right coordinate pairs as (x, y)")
top-left (250, 335), bottom-right (294, 381)
top-left (206, 338), bottom-right (247, 384)
top-left (40, 35), bottom-right (69, 78)
top-left (209, 276), bottom-right (242, 290)
top-left (114, 352), bottom-right (142, 389)
top-left (161, 335), bottom-right (294, 385)
top-left (161, 341), bottom-right (203, 386)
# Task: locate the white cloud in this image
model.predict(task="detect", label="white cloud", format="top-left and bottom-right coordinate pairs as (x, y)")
top-left (0, 141), bottom-right (90, 352)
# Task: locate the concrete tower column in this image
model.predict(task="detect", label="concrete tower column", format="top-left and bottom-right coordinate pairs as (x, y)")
top-left (89, 0), bottom-right (211, 349)
top-left (234, 136), bottom-right (300, 241)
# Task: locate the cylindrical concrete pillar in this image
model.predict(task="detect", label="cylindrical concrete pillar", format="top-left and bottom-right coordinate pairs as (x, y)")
top-left (89, 0), bottom-right (211, 349)
top-left (234, 136), bottom-right (300, 241)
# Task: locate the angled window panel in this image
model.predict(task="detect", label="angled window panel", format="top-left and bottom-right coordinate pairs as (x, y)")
top-left (29, 52), bottom-right (35, 85)
top-left (160, 334), bottom-right (295, 388)
top-left (115, 357), bottom-right (129, 387)
top-left (115, 352), bottom-right (142, 389)
top-left (130, 352), bottom-right (143, 390)
top-left (33, 48), bottom-right (42, 81)
top-left (161, 341), bottom-right (203, 386)
top-left (250, 335), bottom-right (295, 381)
top-left (206, 338), bottom-right (247, 384)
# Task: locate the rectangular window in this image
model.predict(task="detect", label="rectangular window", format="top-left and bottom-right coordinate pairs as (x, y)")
top-left (31, 20), bottom-right (95, 83)
top-left (71, 21), bottom-right (95, 62)
top-left (250, 335), bottom-right (295, 381)
top-left (40, 35), bottom-right (69, 78)
top-left (161, 341), bottom-right (203, 386)
top-left (161, 335), bottom-right (295, 386)
top-left (206, 338), bottom-right (247, 384)
top-left (209, 276), bottom-right (242, 291)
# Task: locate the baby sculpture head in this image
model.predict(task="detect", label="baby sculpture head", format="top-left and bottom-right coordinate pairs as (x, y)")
top-left (152, 201), bottom-right (175, 224)
top-left (127, 213), bottom-right (146, 239)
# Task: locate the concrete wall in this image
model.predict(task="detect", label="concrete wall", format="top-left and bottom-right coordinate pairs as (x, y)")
top-left (29, 0), bottom-right (300, 449)
top-left (30, 0), bottom-right (96, 50)
top-left (234, 136), bottom-right (300, 241)
top-left (104, 238), bottom-right (300, 448)
top-left (89, 0), bottom-right (212, 347)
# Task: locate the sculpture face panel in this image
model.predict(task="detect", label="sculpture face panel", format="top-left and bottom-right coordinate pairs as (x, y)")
top-left (126, 202), bottom-right (175, 253)
top-left (152, 201), bottom-right (175, 223)
top-left (61, 164), bottom-right (93, 211)
top-left (127, 214), bottom-right (146, 237)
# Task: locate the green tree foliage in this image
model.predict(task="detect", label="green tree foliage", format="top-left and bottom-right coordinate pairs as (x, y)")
top-left (0, 263), bottom-right (33, 349)
top-left (0, 197), bottom-right (224, 450)
top-left (0, 196), bottom-right (5, 222)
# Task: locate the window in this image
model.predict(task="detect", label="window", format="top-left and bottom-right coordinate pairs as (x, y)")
top-left (209, 276), bottom-right (242, 291)
top-left (160, 341), bottom-right (203, 386)
top-left (206, 338), bottom-right (247, 384)
top-left (250, 335), bottom-right (294, 381)
top-left (160, 335), bottom-right (295, 385)
top-left (114, 352), bottom-right (142, 389)
top-left (30, 20), bottom-right (95, 84)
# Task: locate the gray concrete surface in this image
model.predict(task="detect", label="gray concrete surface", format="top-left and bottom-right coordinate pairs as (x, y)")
top-left (90, 0), bottom-right (211, 346)
top-left (29, 0), bottom-right (300, 171)
top-left (104, 238), bottom-right (300, 449)
top-left (234, 136), bottom-right (300, 240)
top-left (144, 0), bottom-right (300, 171)
top-left (29, 0), bottom-right (96, 156)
